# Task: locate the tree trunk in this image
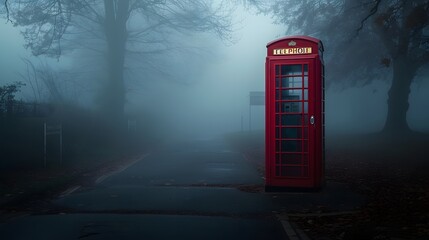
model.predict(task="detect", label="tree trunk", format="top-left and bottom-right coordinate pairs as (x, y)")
top-left (102, 0), bottom-right (129, 120)
top-left (383, 56), bottom-right (416, 133)
top-left (105, 39), bottom-right (126, 117)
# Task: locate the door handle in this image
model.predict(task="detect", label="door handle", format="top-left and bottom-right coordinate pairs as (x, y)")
top-left (310, 115), bottom-right (315, 125)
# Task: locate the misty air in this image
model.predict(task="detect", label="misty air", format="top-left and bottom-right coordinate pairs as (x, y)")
top-left (0, 1), bottom-right (428, 239)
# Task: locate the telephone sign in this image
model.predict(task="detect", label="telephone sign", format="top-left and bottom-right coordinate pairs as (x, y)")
top-left (265, 36), bottom-right (325, 190)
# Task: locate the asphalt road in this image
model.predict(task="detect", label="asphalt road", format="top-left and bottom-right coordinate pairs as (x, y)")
top-left (0, 138), bottom-right (289, 240)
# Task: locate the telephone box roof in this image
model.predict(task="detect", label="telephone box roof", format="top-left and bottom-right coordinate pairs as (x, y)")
top-left (266, 35), bottom-right (324, 52)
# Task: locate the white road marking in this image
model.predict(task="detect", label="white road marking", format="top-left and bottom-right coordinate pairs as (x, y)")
top-left (95, 153), bottom-right (150, 184)
top-left (60, 153), bottom-right (150, 198)
top-left (59, 185), bottom-right (81, 198)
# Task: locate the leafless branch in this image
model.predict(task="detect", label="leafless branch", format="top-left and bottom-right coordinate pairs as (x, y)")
top-left (356, 0), bottom-right (382, 34)
top-left (4, 0), bottom-right (12, 23)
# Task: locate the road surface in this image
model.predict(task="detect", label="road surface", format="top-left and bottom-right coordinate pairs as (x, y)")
top-left (0, 138), bottom-right (289, 240)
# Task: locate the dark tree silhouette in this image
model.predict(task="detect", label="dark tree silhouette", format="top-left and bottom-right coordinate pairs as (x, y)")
top-left (248, 0), bottom-right (429, 133)
top-left (0, 82), bottom-right (25, 115)
top-left (3, 0), bottom-right (233, 119)
top-left (365, 0), bottom-right (429, 132)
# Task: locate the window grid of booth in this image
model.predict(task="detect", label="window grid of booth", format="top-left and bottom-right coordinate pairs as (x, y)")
top-left (274, 64), bottom-right (309, 178)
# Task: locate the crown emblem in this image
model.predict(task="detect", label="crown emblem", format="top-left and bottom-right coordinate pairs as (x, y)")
top-left (288, 41), bottom-right (297, 46)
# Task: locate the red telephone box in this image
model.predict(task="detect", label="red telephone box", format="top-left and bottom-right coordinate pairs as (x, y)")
top-left (265, 36), bottom-right (325, 190)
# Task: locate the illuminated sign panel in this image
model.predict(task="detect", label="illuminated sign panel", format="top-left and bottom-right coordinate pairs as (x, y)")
top-left (273, 47), bottom-right (312, 55)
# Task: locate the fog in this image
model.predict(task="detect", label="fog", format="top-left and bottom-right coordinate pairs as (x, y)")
top-left (134, 11), bottom-right (279, 139)
top-left (0, 6), bottom-right (282, 140)
top-left (1, 2), bottom-right (429, 239)
top-left (328, 80), bottom-right (429, 134)
top-left (1, 2), bottom-right (429, 141)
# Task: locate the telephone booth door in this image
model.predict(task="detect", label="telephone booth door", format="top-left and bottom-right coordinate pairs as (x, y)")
top-left (265, 36), bottom-right (324, 190)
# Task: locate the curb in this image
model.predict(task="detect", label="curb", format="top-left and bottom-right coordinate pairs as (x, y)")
top-left (277, 214), bottom-right (311, 240)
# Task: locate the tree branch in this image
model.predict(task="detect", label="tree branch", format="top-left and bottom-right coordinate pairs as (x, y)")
top-left (356, 0), bottom-right (382, 34)
top-left (4, 0), bottom-right (12, 23)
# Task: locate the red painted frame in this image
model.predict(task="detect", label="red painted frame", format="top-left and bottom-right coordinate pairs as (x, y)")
top-left (265, 36), bottom-right (325, 190)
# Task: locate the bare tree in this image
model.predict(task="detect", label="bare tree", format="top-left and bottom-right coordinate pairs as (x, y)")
top-left (4, 0), bottom-right (233, 119)
top-left (362, 0), bottom-right (429, 132)
top-left (249, 0), bottom-right (429, 133)
top-left (19, 58), bottom-right (42, 103)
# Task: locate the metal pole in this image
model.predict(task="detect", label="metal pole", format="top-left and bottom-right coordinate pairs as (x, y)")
top-left (59, 124), bottom-right (62, 165)
top-left (241, 113), bottom-right (243, 132)
top-left (44, 122), bottom-right (47, 168)
top-left (249, 104), bottom-right (252, 132)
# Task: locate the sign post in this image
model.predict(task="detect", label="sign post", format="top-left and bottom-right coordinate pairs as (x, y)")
top-left (249, 91), bottom-right (265, 132)
top-left (44, 123), bottom-right (63, 167)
